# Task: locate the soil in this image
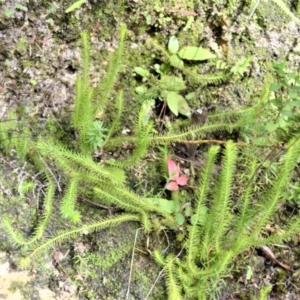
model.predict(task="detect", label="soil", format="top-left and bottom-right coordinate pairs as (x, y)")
top-left (1, 0), bottom-right (300, 299)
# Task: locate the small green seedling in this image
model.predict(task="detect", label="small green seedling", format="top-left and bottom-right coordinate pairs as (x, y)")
top-left (135, 36), bottom-right (217, 117)
top-left (256, 62), bottom-right (300, 142)
top-left (167, 35), bottom-right (216, 69)
top-left (87, 121), bottom-right (108, 151)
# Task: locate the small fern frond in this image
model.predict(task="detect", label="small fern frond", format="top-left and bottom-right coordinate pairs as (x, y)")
top-left (184, 69), bottom-right (232, 85)
top-left (18, 213), bottom-right (140, 269)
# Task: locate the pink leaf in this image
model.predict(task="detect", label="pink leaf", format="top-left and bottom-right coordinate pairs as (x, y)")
top-left (167, 158), bottom-right (179, 180)
top-left (176, 176), bottom-right (188, 186)
top-left (166, 181), bottom-right (179, 191)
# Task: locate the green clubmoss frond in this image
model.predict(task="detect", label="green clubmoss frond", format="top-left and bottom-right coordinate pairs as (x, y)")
top-left (186, 145), bottom-right (220, 273)
top-left (248, 138), bottom-right (300, 243)
top-left (36, 140), bottom-right (125, 185)
top-left (95, 23), bottom-right (127, 113)
top-left (71, 31), bottom-right (94, 153)
top-left (60, 177), bottom-right (81, 223)
top-left (211, 141), bottom-right (237, 252)
top-left (153, 250), bottom-right (166, 266)
top-left (150, 122), bottom-right (243, 146)
top-left (271, 0), bottom-right (300, 24)
top-left (80, 30), bottom-right (90, 88)
top-left (94, 185), bottom-right (176, 226)
top-left (94, 187), bottom-right (145, 214)
top-left (3, 182), bottom-right (55, 246)
top-left (164, 255), bottom-right (183, 300)
top-left (208, 106), bottom-right (256, 124)
top-left (104, 89), bottom-right (124, 144)
top-left (18, 214), bottom-right (140, 269)
top-left (233, 151), bottom-right (258, 241)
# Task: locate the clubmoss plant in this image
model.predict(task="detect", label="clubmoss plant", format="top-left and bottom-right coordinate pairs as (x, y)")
top-left (1, 23), bottom-right (300, 299)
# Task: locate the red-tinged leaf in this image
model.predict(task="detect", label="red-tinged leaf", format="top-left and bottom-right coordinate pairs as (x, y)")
top-left (176, 176), bottom-right (188, 186)
top-left (166, 181), bottom-right (179, 191)
top-left (167, 158), bottom-right (179, 180)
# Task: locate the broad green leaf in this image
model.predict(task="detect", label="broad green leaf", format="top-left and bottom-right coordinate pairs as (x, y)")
top-left (285, 100), bottom-right (300, 108)
top-left (178, 46), bottom-right (216, 61)
top-left (185, 92), bottom-right (196, 101)
top-left (276, 117), bottom-right (287, 128)
top-left (287, 72), bottom-right (296, 79)
top-left (169, 54), bottom-right (184, 69)
top-left (166, 91), bottom-right (180, 116)
top-left (174, 201), bottom-right (181, 213)
top-left (253, 137), bottom-right (267, 145)
top-left (168, 36), bottom-right (179, 54)
top-left (175, 212), bottom-right (185, 225)
top-left (246, 266), bottom-right (253, 280)
top-left (256, 124), bottom-right (267, 134)
top-left (269, 82), bottom-right (281, 91)
top-left (280, 108), bottom-right (295, 118)
top-left (265, 121), bottom-right (278, 131)
top-left (184, 205), bottom-right (193, 217)
top-left (135, 86), bottom-right (147, 94)
top-left (288, 91), bottom-right (298, 99)
top-left (144, 198), bottom-right (176, 213)
top-left (134, 67), bottom-right (150, 78)
top-left (166, 92), bottom-right (190, 117)
top-left (177, 96), bottom-right (191, 117)
top-left (270, 99), bottom-right (282, 107)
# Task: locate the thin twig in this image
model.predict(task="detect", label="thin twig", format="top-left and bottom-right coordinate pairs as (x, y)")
top-left (38, 154), bottom-right (62, 192)
top-left (78, 196), bottom-right (113, 214)
top-left (144, 268), bottom-right (165, 300)
top-left (162, 230), bottom-right (170, 254)
top-left (248, 0), bottom-right (261, 19)
top-left (126, 227), bottom-right (142, 300)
